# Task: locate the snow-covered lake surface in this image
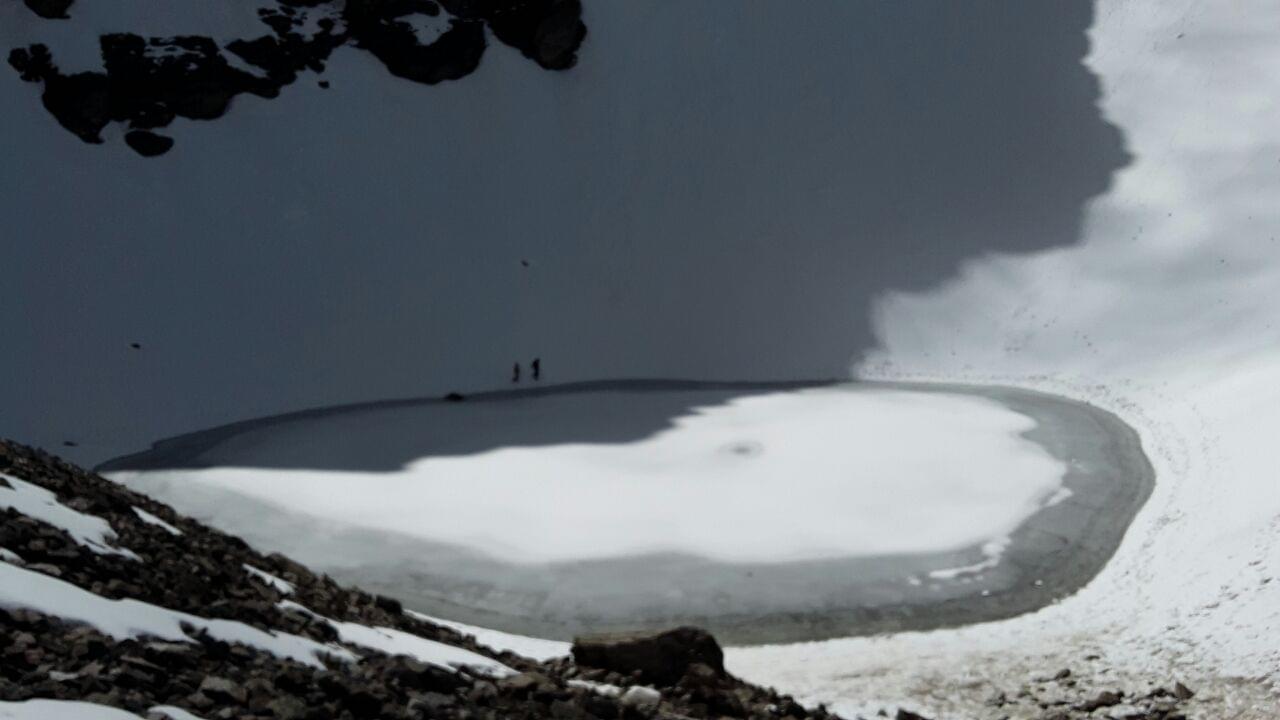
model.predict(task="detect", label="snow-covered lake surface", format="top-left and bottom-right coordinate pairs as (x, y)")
top-left (112, 385), bottom-right (1064, 564)
top-left (106, 380), bottom-right (1150, 642)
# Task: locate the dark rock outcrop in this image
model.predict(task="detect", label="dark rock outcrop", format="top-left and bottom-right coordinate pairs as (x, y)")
top-left (441, 0), bottom-right (586, 70)
top-left (123, 130), bottom-right (174, 158)
top-left (20, 0), bottom-right (74, 19)
top-left (572, 627), bottom-right (726, 687)
top-left (7, 0), bottom-right (588, 155)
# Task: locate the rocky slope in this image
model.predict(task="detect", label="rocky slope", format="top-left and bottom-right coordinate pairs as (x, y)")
top-left (0, 438), bottom-right (836, 720)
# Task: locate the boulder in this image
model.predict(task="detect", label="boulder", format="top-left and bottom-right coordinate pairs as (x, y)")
top-left (619, 685), bottom-right (661, 712)
top-left (22, 0), bottom-right (74, 19)
top-left (124, 130), bottom-right (175, 157)
top-left (198, 675), bottom-right (246, 705)
top-left (571, 627), bottom-right (725, 687)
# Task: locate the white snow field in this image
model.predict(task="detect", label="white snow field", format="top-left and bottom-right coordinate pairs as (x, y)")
top-left (115, 387), bottom-right (1065, 565)
top-left (727, 1), bottom-right (1280, 717)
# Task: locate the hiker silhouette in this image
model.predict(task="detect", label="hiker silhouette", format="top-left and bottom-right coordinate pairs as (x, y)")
top-left (511, 363), bottom-right (520, 383)
top-left (532, 357), bottom-right (541, 381)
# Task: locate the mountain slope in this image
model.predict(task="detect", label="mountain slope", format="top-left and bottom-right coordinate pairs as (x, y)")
top-left (0, 438), bottom-right (827, 720)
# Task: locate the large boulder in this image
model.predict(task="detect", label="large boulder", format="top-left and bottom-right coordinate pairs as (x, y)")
top-left (571, 627), bottom-right (725, 687)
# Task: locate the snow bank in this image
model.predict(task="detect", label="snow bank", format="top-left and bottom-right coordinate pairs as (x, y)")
top-left (146, 708), bottom-right (204, 720)
top-left (116, 387), bottom-right (1065, 564)
top-left (132, 507), bottom-right (182, 536)
top-left (567, 679), bottom-right (624, 697)
top-left (0, 473), bottom-right (138, 560)
top-left (0, 699), bottom-right (144, 719)
top-left (242, 564), bottom-right (294, 595)
top-left (279, 601), bottom-right (513, 676)
top-left (407, 610), bottom-right (569, 661)
top-left (0, 561), bottom-right (352, 668)
top-left (0, 700), bottom-right (204, 720)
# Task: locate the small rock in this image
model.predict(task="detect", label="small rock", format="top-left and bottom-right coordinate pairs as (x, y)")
top-left (1077, 690), bottom-right (1123, 712)
top-left (26, 563), bottom-right (62, 578)
top-left (1173, 681), bottom-right (1195, 700)
top-left (550, 698), bottom-right (584, 719)
top-left (620, 686), bottom-right (661, 711)
top-left (20, 0), bottom-right (73, 20)
top-left (468, 681), bottom-right (497, 704)
top-left (500, 671), bottom-right (552, 695)
top-left (265, 697), bottom-right (307, 720)
top-left (124, 130), bottom-right (175, 157)
top-left (198, 676), bottom-right (247, 705)
top-left (374, 594), bottom-right (402, 614)
top-left (407, 691), bottom-right (454, 714)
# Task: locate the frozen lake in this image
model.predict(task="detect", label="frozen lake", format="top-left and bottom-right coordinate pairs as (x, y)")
top-left (105, 380), bottom-right (1151, 642)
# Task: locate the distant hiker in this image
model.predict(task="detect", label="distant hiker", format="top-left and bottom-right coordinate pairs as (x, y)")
top-left (531, 357), bottom-right (541, 381)
top-left (512, 362), bottom-right (521, 383)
